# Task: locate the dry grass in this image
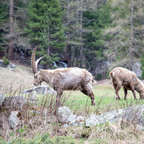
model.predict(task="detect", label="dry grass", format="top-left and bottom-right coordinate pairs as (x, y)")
top-left (0, 65), bottom-right (33, 93)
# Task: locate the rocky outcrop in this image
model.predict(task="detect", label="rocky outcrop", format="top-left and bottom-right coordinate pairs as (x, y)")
top-left (85, 109), bottom-right (123, 127)
top-left (57, 105), bottom-right (144, 129)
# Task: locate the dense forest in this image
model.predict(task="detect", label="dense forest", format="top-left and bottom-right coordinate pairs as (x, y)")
top-left (0, 0), bottom-right (144, 79)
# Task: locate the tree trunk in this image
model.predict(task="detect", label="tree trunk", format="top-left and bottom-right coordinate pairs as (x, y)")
top-left (79, 0), bottom-right (85, 67)
top-left (129, 0), bottom-right (134, 70)
top-left (9, 0), bottom-right (14, 60)
top-left (66, 0), bottom-right (71, 67)
top-left (47, 23), bottom-right (50, 56)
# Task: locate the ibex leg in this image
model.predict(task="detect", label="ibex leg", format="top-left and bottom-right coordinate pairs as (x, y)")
top-left (115, 84), bottom-right (121, 100)
top-left (123, 87), bottom-right (128, 100)
top-left (129, 84), bottom-right (137, 100)
top-left (81, 86), bottom-right (95, 106)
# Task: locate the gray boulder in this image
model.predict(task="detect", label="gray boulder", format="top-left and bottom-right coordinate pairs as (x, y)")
top-left (85, 109), bottom-right (123, 127)
top-left (57, 105), bottom-right (144, 129)
top-left (21, 85), bottom-right (57, 95)
top-left (57, 106), bottom-right (72, 123)
top-left (1, 96), bottom-right (27, 111)
top-left (9, 62), bottom-right (16, 69)
top-left (85, 104), bottom-right (144, 128)
top-left (121, 104), bottom-right (144, 128)
top-left (57, 106), bottom-right (85, 127)
top-left (1, 95), bottom-right (37, 111)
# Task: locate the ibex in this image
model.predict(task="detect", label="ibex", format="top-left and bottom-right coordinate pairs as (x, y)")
top-left (31, 46), bottom-right (95, 107)
top-left (110, 67), bottom-right (144, 100)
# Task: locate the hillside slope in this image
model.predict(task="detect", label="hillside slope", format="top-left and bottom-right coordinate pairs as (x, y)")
top-left (0, 64), bottom-right (34, 93)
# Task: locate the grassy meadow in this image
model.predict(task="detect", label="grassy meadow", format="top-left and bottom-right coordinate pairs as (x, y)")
top-left (62, 82), bottom-right (144, 116)
top-left (1, 65), bottom-right (144, 144)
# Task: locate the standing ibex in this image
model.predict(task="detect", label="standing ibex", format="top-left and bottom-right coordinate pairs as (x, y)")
top-left (110, 67), bottom-right (144, 100)
top-left (31, 46), bottom-right (95, 107)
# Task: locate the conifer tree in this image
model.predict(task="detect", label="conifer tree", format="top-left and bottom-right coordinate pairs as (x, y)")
top-left (26, 0), bottom-right (66, 65)
top-left (83, 4), bottom-right (111, 71)
top-left (0, 1), bottom-right (8, 52)
top-left (104, 0), bottom-right (144, 70)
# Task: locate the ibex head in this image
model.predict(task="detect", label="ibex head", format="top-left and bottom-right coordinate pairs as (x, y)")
top-left (31, 45), bottom-right (44, 86)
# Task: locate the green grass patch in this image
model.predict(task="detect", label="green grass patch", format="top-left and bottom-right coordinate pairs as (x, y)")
top-left (63, 84), bottom-right (144, 115)
top-left (8, 133), bottom-right (83, 144)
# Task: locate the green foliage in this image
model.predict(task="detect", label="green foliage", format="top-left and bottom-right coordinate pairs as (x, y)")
top-left (83, 4), bottom-right (111, 70)
top-left (105, 0), bottom-right (144, 69)
top-left (17, 126), bottom-right (27, 134)
top-left (0, 2), bottom-right (8, 24)
top-left (95, 74), bottom-right (102, 80)
top-left (2, 56), bottom-right (10, 65)
top-left (26, 0), bottom-right (66, 65)
top-left (8, 133), bottom-right (77, 144)
top-left (0, 2), bottom-right (8, 51)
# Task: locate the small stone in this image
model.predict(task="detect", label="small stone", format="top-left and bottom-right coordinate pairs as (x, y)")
top-left (9, 111), bottom-right (21, 129)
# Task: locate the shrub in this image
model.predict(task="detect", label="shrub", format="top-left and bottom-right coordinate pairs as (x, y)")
top-left (2, 56), bottom-right (10, 65)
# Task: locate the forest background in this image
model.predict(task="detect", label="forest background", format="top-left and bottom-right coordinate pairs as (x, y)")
top-left (0, 0), bottom-right (144, 79)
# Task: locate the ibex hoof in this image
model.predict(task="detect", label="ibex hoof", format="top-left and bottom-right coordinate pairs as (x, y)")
top-left (116, 97), bottom-right (120, 100)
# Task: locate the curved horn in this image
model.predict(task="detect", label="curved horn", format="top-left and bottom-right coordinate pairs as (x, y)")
top-left (31, 45), bottom-right (43, 74)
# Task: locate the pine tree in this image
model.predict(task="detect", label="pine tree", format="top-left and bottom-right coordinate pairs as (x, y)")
top-left (83, 4), bottom-right (111, 71)
top-left (26, 0), bottom-right (66, 65)
top-left (0, 0), bottom-right (28, 59)
top-left (0, 1), bottom-right (8, 52)
top-left (60, 0), bottom-right (89, 67)
top-left (60, 0), bottom-right (111, 72)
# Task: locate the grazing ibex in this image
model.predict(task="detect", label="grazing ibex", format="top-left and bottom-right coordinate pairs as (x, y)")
top-left (31, 46), bottom-right (95, 107)
top-left (110, 67), bottom-right (144, 100)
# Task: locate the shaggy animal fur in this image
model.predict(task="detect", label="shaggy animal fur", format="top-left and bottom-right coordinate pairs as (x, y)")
top-left (31, 46), bottom-right (95, 107)
top-left (110, 67), bottom-right (144, 100)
